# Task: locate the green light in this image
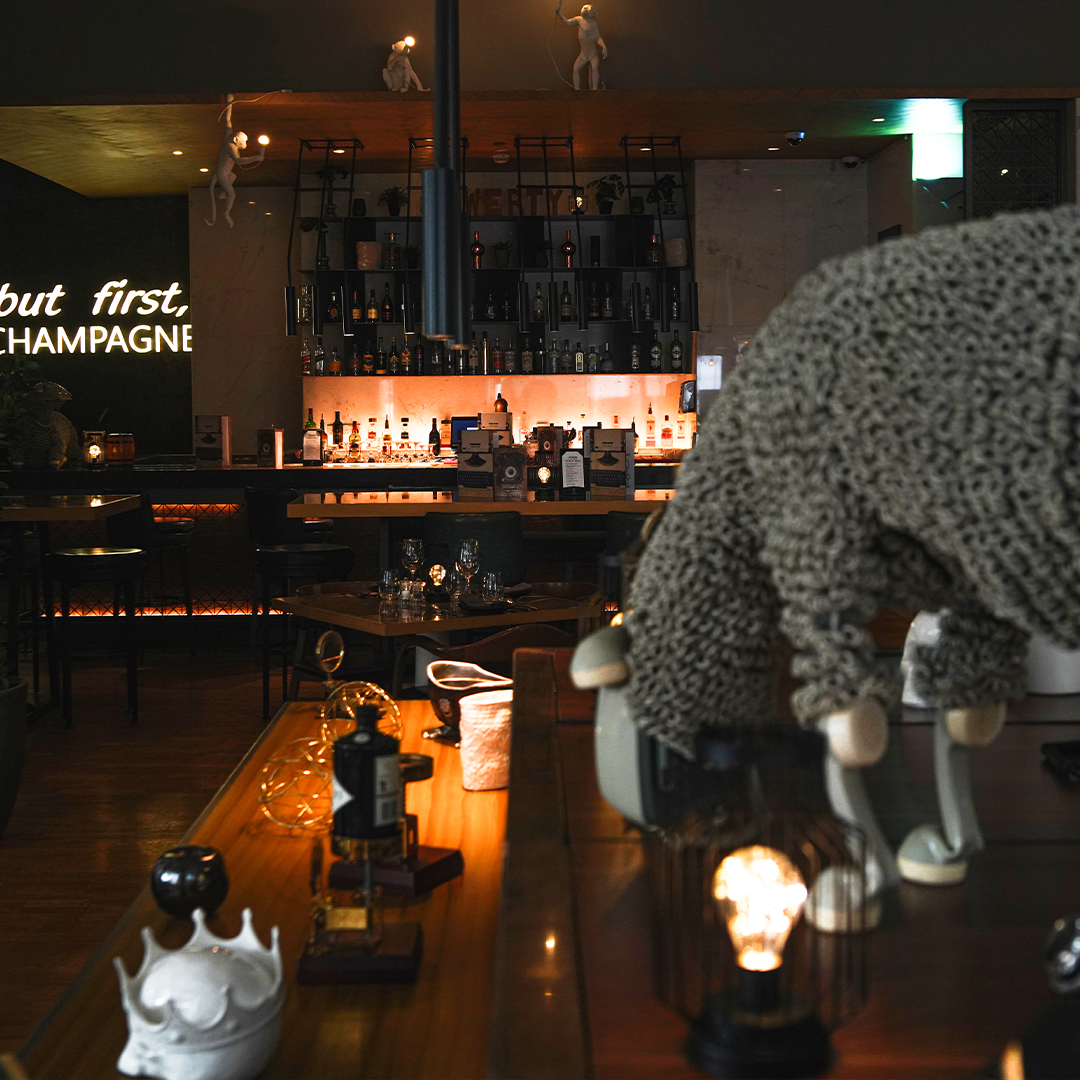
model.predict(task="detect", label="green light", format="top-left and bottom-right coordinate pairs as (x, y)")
top-left (912, 132), bottom-right (962, 180)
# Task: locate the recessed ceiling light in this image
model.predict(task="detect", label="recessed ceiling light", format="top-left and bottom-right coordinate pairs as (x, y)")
top-left (1000, 168), bottom-right (1009, 175)
top-left (248, 200), bottom-right (256, 205)
top-left (333, 148), bottom-right (345, 154)
top-left (265, 211), bottom-right (272, 216)
top-left (640, 146), bottom-right (651, 152)
top-left (775, 187), bottom-right (782, 192)
top-left (199, 167), bottom-right (209, 173)
top-left (172, 150), bottom-right (183, 155)
top-left (872, 117), bottom-right (886, 122)
top-left (767, 146), bottom-right (780, 151)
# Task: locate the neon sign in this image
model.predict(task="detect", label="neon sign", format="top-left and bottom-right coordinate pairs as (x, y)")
top-left (0, 279), bottom-right (193, 355)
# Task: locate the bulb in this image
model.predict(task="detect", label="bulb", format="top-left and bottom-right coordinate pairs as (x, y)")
top-left (404, 35), bottom-right (415, 47)
top-left (428, 564), bottom-right (446, 586)
top-left (258, 135), bottom-right (270, 146)
top-left (714, 846), bottom-right (807, 972)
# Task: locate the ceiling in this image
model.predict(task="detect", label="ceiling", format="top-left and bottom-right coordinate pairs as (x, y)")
top-left (0, 90), bottom-right (993, 198)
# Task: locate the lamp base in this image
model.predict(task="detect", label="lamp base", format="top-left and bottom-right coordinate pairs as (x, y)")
top-left (686, 993), bottom-right (831, 1079)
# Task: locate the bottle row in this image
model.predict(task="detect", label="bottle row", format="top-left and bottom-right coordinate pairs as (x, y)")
top-left (299, 328), bottom-right (689, 377)
top-left (467, 229), bottom-right (678, 272)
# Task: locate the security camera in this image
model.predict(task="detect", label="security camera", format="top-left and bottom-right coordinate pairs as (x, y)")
top-left (841, 156), bottom-right (861, 169)
top-left (785, 131), bottom-right (805, 146)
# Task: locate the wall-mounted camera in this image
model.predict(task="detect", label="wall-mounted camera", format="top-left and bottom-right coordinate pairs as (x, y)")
top-left (841, 156), bottom-right (862, 169)
top-left (785, 131), bottom-right (806, 146)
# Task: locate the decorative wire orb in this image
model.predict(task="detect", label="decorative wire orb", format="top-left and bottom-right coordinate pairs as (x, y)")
top-left (257, 737), bottom-right (335, 830)
top-left (319, 681), bottom-right (402, 742)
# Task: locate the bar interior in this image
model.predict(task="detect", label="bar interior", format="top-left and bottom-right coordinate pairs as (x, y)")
top-left (3, 2), bottom-right (1080, 1078)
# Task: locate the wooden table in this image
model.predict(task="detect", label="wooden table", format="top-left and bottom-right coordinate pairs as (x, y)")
top-left (287, 489), bottom-right (676, 518)
top-left (0, 494), bottom-right (141, 701)
top-left (17, 699), bottom-right (508, 1080)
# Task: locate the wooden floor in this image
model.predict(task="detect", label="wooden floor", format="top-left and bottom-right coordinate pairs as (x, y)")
top-left (0, 647), bottom-right (267, 1052)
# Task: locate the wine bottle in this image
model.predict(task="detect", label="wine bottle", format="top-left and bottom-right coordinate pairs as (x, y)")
top-left (670, 329), bottom-right (683, 372)
top-left (381, 282), bottom-right (393, 322)
top-left (492, 336), bottom-right (504, 374)
top-left (366, 289), bottom-right (378, 321)
top-left (428, 417), bottom-right (442, 455)
top-left (347, 343), bottom-right (360, 376)
top-left (430, 341), bottom-right (443, 375)
top-left (561, 229), bottom-right (576, 268)
top-left (351, 290), bottom-right (361, 322)
top-left (470, 231), bottom-right (485, 269)
top-left (480, 331), bottom-right (491, 375)
top-left (649, 333), bottom-right (663, 372)
top-left (300, 338), bottom-right (311, 376)
top-left (484, 293), bottom-right (497, 320)
top-left (468, 332), bottom-right (480, 375)
top-left (645, 233), bottom-right (663, 266)
top-left (304, 408), bottom-right (317, 431)
top-left (586, 343), bottom-right (599, 373)
top-left (388, 336), bottom-right (400, 375)
top-left (601, 343), bottom-right (614, 373)
top-left (504, 337), bottom-right (517, 374)
top-left (630, 337), bottom-right (640, 371)
top-left (547, 337), bottom-right (560, 375)
top-left (413, 339), bottom-right (425, 375)
top-left (588, 282), bottom-right (600, 319)
top-left (401, 337), bottom-right (412, 376)
top-left (602, 282), bottom-right (614, 319)
top-left (561, 339), bottom-right (573, 374)
top-left (313, 336), bottom-right (325, 375)
top-left (362, 341), bottom-right (374, 375)
top-left (375, 337), bottom-right (387, 375)
top-left (521, 338), bottom-right (534, 374)
top-left (319, 414), bottom-right (328, 455)
top-left (670, 283), bottom-right (681, 321)
top-left (332, 411), bottom-right (344, 447)
top-left (532, 284), bottom-right (546, 322)
top-left (560, 280), bottom-right (573, 321)
top-left (328, 346), bottom-right (341, 375)
top-left (642, 287), bottom-right (654, 320)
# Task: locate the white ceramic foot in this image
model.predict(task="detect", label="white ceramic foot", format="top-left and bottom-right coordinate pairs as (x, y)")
top-left (897, 823), bottom-right (968, 885)
top-left (805, 865), bottom-right (883, 933)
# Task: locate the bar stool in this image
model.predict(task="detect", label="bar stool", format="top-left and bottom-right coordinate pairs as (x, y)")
top-left (47, 547), bottom-right (149, 725)
top-left (598, 511), bottom-right (651, 608)
top-left (0, 526), bottom-right (41, 696)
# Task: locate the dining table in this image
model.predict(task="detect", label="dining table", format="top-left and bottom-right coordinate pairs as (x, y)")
top-left (0, 493), bottom-right (141, 711)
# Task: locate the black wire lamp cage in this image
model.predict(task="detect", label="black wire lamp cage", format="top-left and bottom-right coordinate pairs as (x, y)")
top-left (644, 724), bottom-right (870, 1078)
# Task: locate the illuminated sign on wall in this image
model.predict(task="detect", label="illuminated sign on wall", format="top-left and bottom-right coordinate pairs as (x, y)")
top-left (0, 278), bottom-right (193, 355)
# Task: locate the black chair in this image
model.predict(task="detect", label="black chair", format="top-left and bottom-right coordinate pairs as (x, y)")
top-left (244, 487), bottom-right (333, 546)
top-left (245, 489), bottom-right (354, 720)
top-left (598, 511), bottom-right (651, 608)
top-left (421, 512), bottom-right (526, 586)
top-left (106, 498), bottom-right (194, 627)
top-left (0, 527), bottom-right (41, 697)
top-left (47, 547), bottom-right (149, 725)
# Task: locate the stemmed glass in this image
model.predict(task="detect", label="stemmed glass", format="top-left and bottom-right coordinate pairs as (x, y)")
top-left (400, 538), bottom-right (424, 580)
top-left (456, 539), bottom-right (480, 594)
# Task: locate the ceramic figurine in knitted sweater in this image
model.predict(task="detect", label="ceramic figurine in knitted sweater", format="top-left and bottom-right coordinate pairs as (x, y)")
top-left (621, 206), bottom-right (1080, 887)
top-left (8, 382), bottom-right (80, 469)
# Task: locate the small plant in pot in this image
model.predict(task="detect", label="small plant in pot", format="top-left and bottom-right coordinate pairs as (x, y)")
top-left (587, 173), bottom-right (626, 215)
top-left (378, 185), bottom-right (408, 217)
top-left (492, 240), bottom-right (513, 269)
top-left (646, 173), bottom-right (679, 216)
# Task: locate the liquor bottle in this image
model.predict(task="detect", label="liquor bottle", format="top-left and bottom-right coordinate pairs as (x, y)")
top-left (521, 338), bottom-right (534, 373)
top-left (428, 417), bottom-right (442, 455)
top-left (328, 346), bottom-right (341, 375)
top-left (319, 414), bottom-right (328, 454)
top-left (347, 343), bottom-right (360, 376)
top-left (630, 337), bottom-right (640, 371)
top-left (586, 343), bottom-right (599, 373)
top-left (561, 229), bottom-right (576, 268)
top-left (351, 290), bottom-right (362, 323)
top-left (398, 416), bottom-right (411, 452)
top-left (492, 336), bottom-right (504, 374)
top-left (661, 414), bottom-right (673, 448)
top-left (375, 337), bottom-right (387, 375)
top-left (350, 420), bottom-right (361, 455)
top-left (468, 332), bottom-right (480, 375)
top-left (300, 338), bottom-right (311, 376)
top-left (646, 402), bottom-right (656, 448)
top-left (560, 281), bottom-right (573, 321)
top-left (480, 331), bottom-right (491, 375)
top-left (588, 282), bottom-right (600, 319)
top-left (676, 413), bottom-right (688, 444)
top-left (362, 341), bottom-right (374, 375)
top-left (382, 416), bottom-right (393, 456)
top-left (366, 289), bottom-right (378, 321)
top-left (327, 290), bottom-right (341, 321)
top-left (602, 282), bottom-right (614, 319)
top-left (430, 341), bottom-right (443, 375)
top-left (299, 285), bottom-right (313, 323)
top-left (574, 342), bottom-right (585, 373)
top-left (504, 337), bottom-right (517, 373)
top-left (381, 282), bottom-right (393, 322)
top-left (642, 287), bottom-right (654, 321)
top-left (470, 231), bottom-right (485, 269)
top-left (494, 392), bottom-right (508, 413)
top-left (501, 292), bottom-right (514, 321)
top-left (670, 329), bottom-right (683, 372)
top-left (532, 284), bottom-right (546, 322)
top-left (645, 233), bottom-right (663, 266)
top-left (670, 282), bottom-right (681, 321)
top-left (304, 408), bottom-right (317, 432)
top-left (401, 337), bottom-right (412, 376)
top-left (484, 293), bottom-right (497, 320)
top-left (649, 332), bottom-right (663, 372)
top-left (413, 339), bottom-right (425, 375)
top-left (313, 336), bottom-right (325, 375)
top-left (388, 336), bottom-right (400, 375)
top-left (332, 411), bottom-right (344, 447)
top-left (366, 417), bottom-right (378, 449)
top-left (545, 337), bottom-right (559, 375)
top-left (561, 339), bottom-right (573, 374)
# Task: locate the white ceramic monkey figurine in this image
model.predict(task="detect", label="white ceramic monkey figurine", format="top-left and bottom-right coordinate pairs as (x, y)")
top-left (382, 40), bottom-right (425, 93)
top-left (556, 1), bottom-right (607, 90)
top-left (205, 94), bottom-right (266, 228)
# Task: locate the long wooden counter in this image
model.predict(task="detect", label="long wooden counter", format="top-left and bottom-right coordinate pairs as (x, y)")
top-left (18, 700), bottom-right (507, 1079)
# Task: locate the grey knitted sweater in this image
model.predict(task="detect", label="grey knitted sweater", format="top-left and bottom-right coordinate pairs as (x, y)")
top-left (629, 205), bottom-right (1080, 758)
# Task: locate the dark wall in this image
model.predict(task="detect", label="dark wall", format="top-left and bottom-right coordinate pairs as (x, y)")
top-left (2, 0), bottom-right (1080, 98)
top-left (0, 160), bottom-right (192, 454)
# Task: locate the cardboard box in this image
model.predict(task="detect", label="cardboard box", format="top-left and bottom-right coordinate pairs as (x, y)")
top-left (589, 429), bottom-right (635, 498)
top-left (256, 428), bottom-right (284, 469)
top-left (457, 449), bottom-right (493, 499)
top-left (479, 412), bottom-right (512, 431)
top-left (493, 446), bottom-right (527, 501)
top-left (194, 415), bottom-right (231, 469)
top-left (491, 430), bottom-right (513, 449)
top-left (460, 428), bottom-right (492, 452)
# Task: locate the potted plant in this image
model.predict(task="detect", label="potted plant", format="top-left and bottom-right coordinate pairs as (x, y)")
top-left (492, 240), bottom-right (513, 269)
top-left (587, 173), bottom-right (626, 215)
top-left (378, 185), bottom-right (408, 217)
top-left (0, 353), bottom-right (40, 471)
top-left (646, 173), bottom-right (679, 216)
top-left (0, 668), bottom-right (27, 839)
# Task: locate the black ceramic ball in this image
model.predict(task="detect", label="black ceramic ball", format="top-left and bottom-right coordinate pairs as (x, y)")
top-left (150, 845), bottom-right (229, 919)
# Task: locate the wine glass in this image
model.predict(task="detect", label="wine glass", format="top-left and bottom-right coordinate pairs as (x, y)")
top-left (456, 539), bottom-right (480, 593)
top-left (401, 538), bottom-right (424, 580)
